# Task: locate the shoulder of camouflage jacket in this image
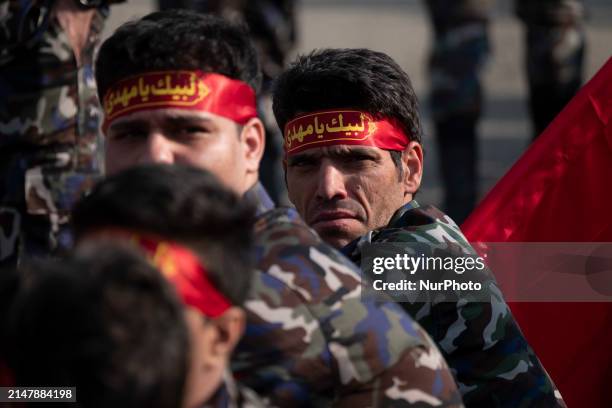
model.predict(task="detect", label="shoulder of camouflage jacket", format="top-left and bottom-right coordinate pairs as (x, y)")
top-left (347, 204), bottom-right (565, 407)
top-left (233, 206), bottom-right (463, 407)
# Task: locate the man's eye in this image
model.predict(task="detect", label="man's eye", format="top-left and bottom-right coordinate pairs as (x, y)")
top-left (172, 126), bottom-right (209, 142)
top-left (181, 126), bottom-right (208, 135)
top-left (187, 127), bottom-right (206, 133)
top-left (344, 154), bottom-right (373, 163)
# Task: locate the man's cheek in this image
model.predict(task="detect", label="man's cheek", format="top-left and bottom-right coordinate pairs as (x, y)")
top-left (285, 178), bottom-right (302, 207)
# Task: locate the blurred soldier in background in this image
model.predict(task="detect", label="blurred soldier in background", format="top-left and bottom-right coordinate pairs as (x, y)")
top-left (158, 0), bottom-right (296, 205)
top-left (0, 0), bottom-right (125, 266)
top-left (425, 0), bottom-right (585, 222)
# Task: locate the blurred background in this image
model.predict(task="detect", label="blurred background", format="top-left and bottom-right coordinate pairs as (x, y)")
top-left (103, 0), bottom-right (612, 212)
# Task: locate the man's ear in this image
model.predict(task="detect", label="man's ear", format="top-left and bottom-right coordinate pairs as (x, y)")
top-left (402, 141), bottom-right (423, 197)
top-left (240, 117), bottom-right (266, 175)
top-left (210, 307), bottom-right (246, 358)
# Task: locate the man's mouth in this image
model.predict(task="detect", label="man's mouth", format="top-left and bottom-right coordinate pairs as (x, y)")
top-left (310, 210), bottom-right (359, 227)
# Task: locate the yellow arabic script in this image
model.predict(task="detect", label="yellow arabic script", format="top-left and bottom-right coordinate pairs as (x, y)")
top-left (285, 112), bottom-right (369, 148)
top-left (104, 73), bottom-right (208, 115)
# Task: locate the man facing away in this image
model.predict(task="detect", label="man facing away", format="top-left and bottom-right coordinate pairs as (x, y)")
top-left (71, 164), bottom-right (265, 407)
top-left (95, 10), bottom-right (462, 407)
top-left (273, 48), bottom-right (564, 408)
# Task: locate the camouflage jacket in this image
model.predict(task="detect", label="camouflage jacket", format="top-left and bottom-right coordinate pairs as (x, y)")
top-left (0, 0), bottom-right (110, 163)
top-left (0, 1), bottom-right (118, 259)
top-left (342, 201), bottom-right (565, 408)
top-left (232, 184), bottom-right (463, 408)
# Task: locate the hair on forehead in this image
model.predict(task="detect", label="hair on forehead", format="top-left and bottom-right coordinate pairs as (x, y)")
top-left (95, 10), bottom-right (262, 102)
top-left (273, 48), bottom-right (422, 145)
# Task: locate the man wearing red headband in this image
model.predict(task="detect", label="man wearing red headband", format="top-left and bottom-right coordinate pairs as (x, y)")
top-left (7, 243), bottom-right (194, 408)
top-left (273, 48), bottom-right (564, 407)
top-left (95, 10), bottom-right (461, 408)
top-left (71, 164), bottom-right (265, 407)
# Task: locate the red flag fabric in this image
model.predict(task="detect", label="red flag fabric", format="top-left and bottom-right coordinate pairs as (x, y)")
top-left (462, 57), bottom-right (612, 408)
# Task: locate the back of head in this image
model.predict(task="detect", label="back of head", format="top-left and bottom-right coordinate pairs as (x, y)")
top-left (7, 244), bottom-right (188, 407)
top-left (71, 163), bottom-right (255, 306)
top-left (273, 48), bottom-right (422, 144)
top-left (95, 9), bottom-right (262, 100)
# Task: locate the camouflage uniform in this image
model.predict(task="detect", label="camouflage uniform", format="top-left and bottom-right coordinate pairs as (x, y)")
top-left (343, 201), bottom-right (566, 408)
top-left (158, 0), bottom-right (295, 206)
top-left (0, 0), bottom-right (120, 266)
top-left (233, 183), bottom-right (464, 407)
top-left (424, 0), bottom-right (585, 222)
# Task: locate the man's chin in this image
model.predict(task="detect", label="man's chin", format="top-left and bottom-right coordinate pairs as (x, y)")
top-left (313, 222), bottom-right (363, 249)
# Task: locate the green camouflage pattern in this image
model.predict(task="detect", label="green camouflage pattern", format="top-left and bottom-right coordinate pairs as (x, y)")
top-left (0, 0), bottom-right (109, 264)
top-left (232, 184), bottom-right (463, 407)
top-left (342, 201), bottom-right (566, 408)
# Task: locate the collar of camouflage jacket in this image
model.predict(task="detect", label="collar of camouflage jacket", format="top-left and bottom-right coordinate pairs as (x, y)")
top-left (341, 200), bottom-right (419, 255)
top-left (386, 200), bottom-right (421, 227)
top-left (244, 182), bottom-right (275, 216)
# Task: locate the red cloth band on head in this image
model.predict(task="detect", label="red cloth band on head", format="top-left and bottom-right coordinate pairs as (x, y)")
top-left (283, 109), bottom-right (409, 156)
top-left (102, 71), bottom-right (257, 131)
top-left (131, 234), bottom-right (232, 318)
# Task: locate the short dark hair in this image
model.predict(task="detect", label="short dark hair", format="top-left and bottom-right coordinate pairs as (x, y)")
top-left (71, 164), bottom-right (255, 305)
top-left (7, 244), bottom-right (189, 407)
top-left (273, 48), bottom-right (423, 145)
top-left (95, 9), bottom-right (262, 101)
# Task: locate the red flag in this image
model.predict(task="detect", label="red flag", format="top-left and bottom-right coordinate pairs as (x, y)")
top-left (463, 57), bottom-right (612, 408)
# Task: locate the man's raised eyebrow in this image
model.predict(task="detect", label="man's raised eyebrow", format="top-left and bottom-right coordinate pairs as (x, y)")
top-left (329, 147), bottom-right (377, 157)
top-left (287, 152), bottom-right (319, 165)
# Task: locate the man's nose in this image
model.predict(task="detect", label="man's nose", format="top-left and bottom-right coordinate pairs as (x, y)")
top-left (316, 161), bottom-right (348, 201)
top-left (141, 133), bottom-right (174, 164)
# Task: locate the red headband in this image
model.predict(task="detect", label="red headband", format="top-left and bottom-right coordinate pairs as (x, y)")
top-left (102, 70), bottom-right (257, 131)
top-left (283, 109), bottom-right (409, 156)
top-left (129, 233), bottom-right (232, 318)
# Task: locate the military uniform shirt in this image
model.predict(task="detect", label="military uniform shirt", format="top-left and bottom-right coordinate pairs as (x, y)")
top-left (232, 184), bottom-right (464, 407)
top-left (343, 201), bottom-right (565, 408)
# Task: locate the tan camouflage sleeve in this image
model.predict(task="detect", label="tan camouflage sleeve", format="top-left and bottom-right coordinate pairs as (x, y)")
top-left (236, 215), bottom-right (463, 407)
top-left (336, 342), bottom-right (464, 407)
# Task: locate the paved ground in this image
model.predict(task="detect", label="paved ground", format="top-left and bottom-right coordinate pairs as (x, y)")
top-left (103, 0), bottom-right (612, 208)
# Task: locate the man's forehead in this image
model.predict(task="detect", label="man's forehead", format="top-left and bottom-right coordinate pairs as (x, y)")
top-left (293, 145), bottom-right (383, 158)
top-left (107, 109), bottom-right (219, 130)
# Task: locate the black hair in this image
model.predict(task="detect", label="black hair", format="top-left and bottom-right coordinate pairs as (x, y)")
top-left (95, 9), bottom-right (262, 101)
top-left (7, 244), bottom-right (189, 407)
top-left (273, 48), bottom-right (422, 145)
top-left (71, 164), bottom-right (255, 305)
